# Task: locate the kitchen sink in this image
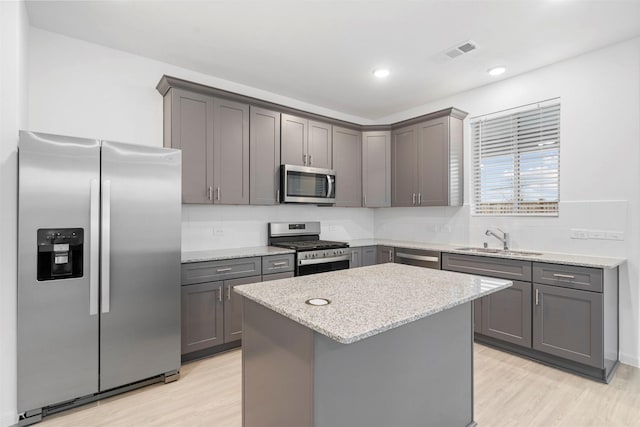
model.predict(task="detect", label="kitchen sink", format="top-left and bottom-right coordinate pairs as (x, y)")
top-left (455, 247), bottom-right (543, 256)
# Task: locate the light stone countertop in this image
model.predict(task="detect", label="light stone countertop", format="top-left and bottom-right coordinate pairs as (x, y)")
top-left (181, 246), bottom-right (294, 263)
top-left (235, 263), bottom-right (511, 344)
top-left (348, 239), bottom-right (624, 269)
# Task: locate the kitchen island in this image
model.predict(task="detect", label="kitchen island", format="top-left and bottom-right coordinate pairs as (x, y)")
top-left (235, 263), bottom-right (511, 427)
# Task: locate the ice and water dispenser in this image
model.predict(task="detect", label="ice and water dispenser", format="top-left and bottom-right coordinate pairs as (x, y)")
top-left (37, 228), bottom-right (84, 281)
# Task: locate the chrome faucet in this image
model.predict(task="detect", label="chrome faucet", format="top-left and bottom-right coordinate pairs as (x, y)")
top-left (485, 228), bottom-right (509, 250)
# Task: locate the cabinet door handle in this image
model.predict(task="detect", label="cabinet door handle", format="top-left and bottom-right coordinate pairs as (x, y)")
top-left (276, 189), bottom-right (280, 203)
top-left (535, 289), bottom-right (540, 305)
top-left (208, 186), bottom-right (213, 201)
top-left (303, 154), bottom-right (307, 165)
top-left (272, 261), bottom-right (287, 267)
top-left (218, 287), bottom-right (223, 302)
top-left (389, 251), bottom-right (393, 262)
top-left (309, 155), bottom-right (312, 165)
top-left (418, 192), bottom-right (422, 205)
top-left (412, 193), bottom-right (416, 205)
top-left (553, 273), bottom-right (575, 280)
top-left (216, 267), bottom-right (232, 272)
top-left (363, 195), bottom-right (367, 206)
top-left (226, 285), bottom-right (231, 300)
top-left (216, 186), bottom-right (221, 201)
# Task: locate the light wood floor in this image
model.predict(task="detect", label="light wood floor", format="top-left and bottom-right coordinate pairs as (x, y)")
top-left (40, 344), bottom-right (640, 426)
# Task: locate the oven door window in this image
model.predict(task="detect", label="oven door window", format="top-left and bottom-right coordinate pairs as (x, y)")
top-left (297, 259), bottom-right (350, 276)
top-left (287, 171), bottom-right (331, 198)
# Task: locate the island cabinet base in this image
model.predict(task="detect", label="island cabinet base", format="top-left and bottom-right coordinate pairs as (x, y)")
top-left (242, 299), bottom-right (475, 427)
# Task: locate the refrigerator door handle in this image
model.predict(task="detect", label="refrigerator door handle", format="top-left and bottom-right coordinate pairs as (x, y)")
top-left (89, 179), bottom-right (100, 315)
top-left (101, 179), bottom-right (111, 313)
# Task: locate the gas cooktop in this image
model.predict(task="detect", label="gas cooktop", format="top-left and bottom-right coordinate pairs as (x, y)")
top-left (271, 239), bottom-right (349, 252)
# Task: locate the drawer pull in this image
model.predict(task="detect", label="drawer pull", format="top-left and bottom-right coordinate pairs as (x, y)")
top-left (553, 273), bottom-right (575, 280)
top-left (272, 262), bottom-right (287, 266)
top-left (216, 267), bottom-right (233, 273)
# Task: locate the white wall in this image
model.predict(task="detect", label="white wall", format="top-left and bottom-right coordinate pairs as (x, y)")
top-left (375, 38), bottom-right (640, 367)
top-left (27, 28), bottom-right (376, 253)
top-left (0, 1), bottom-right (28, 425)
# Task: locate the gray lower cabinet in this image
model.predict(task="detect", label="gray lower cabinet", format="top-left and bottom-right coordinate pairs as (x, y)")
top-left (223, 275), bottom-right (262, 343)
top-left (362, 246), bottom-right (377, 266)
top-left (181, 281), bottom-right (224, 354)
top-left (348, 247), bottom-right (361, 268)
top-left (482, 280), bottom-right (532, 347)
top-left (442, 253), bottom-right (532, 348)
top-left (377, 246), bottom-right (394, 264)
top-left (362, 131), bottom-right (391, 207)
top-left (262, 271), bottom-right (295, 281)
top-left (250, 106), bottom-right (281, 205)
top-left (332, 126), bottom-right (362, 207)
top-left (533, 283), bottom-right (603, 368)
top-left (281, 114), bottom-right (332, 169)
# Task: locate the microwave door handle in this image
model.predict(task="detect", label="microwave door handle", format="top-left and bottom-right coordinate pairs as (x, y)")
top-left (326, 175), bottom-right (333, 198)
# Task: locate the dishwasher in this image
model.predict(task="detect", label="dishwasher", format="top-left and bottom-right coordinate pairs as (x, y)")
top-left (394, 248), bottom-right (441, 269)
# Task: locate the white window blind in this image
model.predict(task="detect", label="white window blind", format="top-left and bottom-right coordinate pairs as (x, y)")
top-left (471, 100), bottom-right (560, 216)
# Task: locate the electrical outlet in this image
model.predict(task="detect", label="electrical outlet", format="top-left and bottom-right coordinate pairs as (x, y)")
top-left (570, 229), bottom-right (589, 239)
top-left (213, 227), bottom-right (225, 236)
top-left (606, 231), bottom-right (624, 241)
top-left (588, 230), bottom-right (606, 239)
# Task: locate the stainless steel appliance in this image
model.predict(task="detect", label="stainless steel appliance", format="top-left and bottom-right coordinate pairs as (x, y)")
top-left (280, 164), bottom-right (336, 204)
top-left (17, 131), bottom-right (181, 424)
top-left (394, 248), bottom-right (441, 270)
top-left (268, 222), bottom-right (349, 275)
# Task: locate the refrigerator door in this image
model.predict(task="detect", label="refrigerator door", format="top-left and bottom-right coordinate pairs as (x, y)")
top-left (17, 131), bottom-right (101, 412)
top-left (99, 141), bottom-right (181, 391)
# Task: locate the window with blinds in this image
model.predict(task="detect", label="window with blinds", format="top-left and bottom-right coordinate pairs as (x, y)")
top-left (471, 100), bottom-right (560, 216)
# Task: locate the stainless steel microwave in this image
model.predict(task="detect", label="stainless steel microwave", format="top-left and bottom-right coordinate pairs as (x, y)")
top-left (280, 164), bottom-right (336, 204)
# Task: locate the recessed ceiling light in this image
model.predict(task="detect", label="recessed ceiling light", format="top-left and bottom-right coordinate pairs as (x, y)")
top-left (488, 66), bottom-right (506, 76)
top-left (373, 68), bottom-right (390, 78)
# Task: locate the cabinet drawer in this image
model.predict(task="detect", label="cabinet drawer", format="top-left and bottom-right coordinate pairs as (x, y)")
top-left (442, 253), bottom-right (531, 281)
top-left (533, 263), bottom-right (603, 292)
top-left (262, 254), bottom-right (295, 274)
top-left (182, 257), bottom-right (262, 285)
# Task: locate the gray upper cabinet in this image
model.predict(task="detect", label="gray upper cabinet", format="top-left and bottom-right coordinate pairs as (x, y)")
top-left (165, 88), bottom-right (214, 204)
top-left (332, 126), bottom-right (362, 207)
top-left (391, 125), bottom-right (418, 207)
top-left (163, 87), bottom-right (249, 205)
top-left (250, 107), bottom-right (281, 205)
top-left (213, 98), bottom-right (249, 204)
top-left (391, 111), bottom-right (465, 207)
top-left (362, 131), bottom-right (391, 207)
top-left (281, 114), bottom-right (332, 168)
top-left (308, 120), bottom-right (332, 169)
top-left (281, 114), bottom-right (307, 166)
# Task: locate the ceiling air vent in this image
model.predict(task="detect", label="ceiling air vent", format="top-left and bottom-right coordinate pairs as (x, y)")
top-left (444, 40), bottom-right (478, 59)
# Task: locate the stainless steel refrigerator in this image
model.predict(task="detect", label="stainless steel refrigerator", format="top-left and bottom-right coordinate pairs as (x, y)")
top-left (17, 131), bottom-right (181, 422)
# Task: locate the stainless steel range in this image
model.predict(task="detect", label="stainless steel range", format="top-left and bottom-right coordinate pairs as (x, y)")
top-left (268, 222), bottom-right (350, 276)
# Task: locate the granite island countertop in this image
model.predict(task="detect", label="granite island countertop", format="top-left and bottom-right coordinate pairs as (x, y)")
top-left (348, 239), bottom-right (625, 269)
top-left (235, 263), bottom-right (511, 344)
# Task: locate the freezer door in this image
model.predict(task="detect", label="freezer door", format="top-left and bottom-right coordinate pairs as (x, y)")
top-left (99, 141), bottom-right (181, 391)
top-left (17, 131), bottom-right (101, 412)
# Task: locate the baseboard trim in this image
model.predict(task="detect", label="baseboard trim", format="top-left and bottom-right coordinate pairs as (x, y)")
top-left (619, 352), bottom-right (640, 368)
top-left (1, 410), bottom-right (18, 427)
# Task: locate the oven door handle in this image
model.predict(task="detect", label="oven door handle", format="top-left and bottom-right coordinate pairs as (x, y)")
top-left (298, 254), bottom-right (351, 266)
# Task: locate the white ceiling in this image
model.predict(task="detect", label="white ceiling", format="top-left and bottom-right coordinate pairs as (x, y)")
top-left (25, 0), bottom-right (640, 122)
